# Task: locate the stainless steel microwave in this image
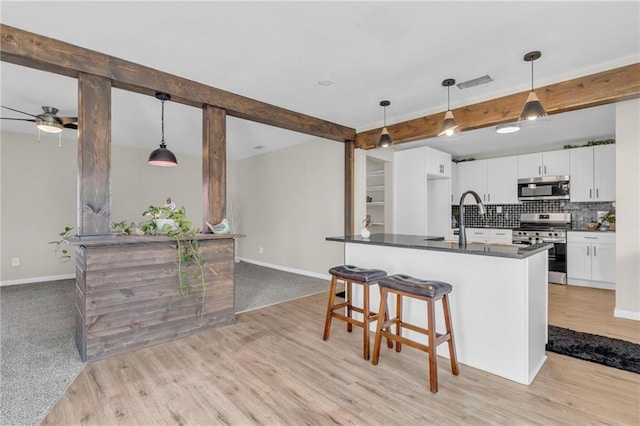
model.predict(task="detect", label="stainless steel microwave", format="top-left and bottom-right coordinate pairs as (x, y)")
top-left (517, 176), bottom-right (570, 201)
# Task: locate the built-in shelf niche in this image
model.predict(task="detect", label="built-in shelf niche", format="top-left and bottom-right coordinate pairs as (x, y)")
top-left (366, 157), bottom-right (391, 232)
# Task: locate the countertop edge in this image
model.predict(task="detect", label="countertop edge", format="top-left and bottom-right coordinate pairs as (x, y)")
top-left (327, 234), bottom-right (552, 259)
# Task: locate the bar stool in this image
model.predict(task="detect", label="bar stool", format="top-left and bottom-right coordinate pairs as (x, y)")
top-left (372, 274), bottom-right (459, 393)
top-left (323, 265), bottom-right (393, 360)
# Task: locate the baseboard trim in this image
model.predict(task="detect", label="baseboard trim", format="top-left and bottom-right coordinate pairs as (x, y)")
top-left (0, 274), bottom-right (75, 287)
top-left (237, 258), bottom-right (331, 281)
top-left (614, 308), bottom-right (640, 321)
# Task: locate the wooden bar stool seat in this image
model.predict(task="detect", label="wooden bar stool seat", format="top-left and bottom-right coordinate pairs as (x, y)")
top-left (323, 265), bottom-right (393, 360)
top-left (372, 274), bottom-right (459, 393)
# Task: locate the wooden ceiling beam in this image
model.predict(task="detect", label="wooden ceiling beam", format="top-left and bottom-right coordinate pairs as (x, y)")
top-left (356, 63), bottom-right (640, 149)
top-left (0, 24), bottom-right (356, 143)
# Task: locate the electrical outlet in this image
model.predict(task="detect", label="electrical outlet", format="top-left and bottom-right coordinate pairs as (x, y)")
top-left (496, 206), bottom-right (502, 214)
top-left (11, 258), bottom-right (20, 267)
top-left (259, 246), bottom-right (264, 254)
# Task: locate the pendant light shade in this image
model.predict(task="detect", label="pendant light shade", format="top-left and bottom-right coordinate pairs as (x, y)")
top-left (438, 78), bottom-right (460, 137)
top-left (148, 92), bottom-right (178, 167)
top-left (519, 51), bottom-right (547, 121)
top-left (376, 100), bottom-right (392, 148)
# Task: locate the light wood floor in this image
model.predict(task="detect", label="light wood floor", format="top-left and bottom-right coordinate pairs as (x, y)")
top-left (44, 285), bottom-right (640, 425)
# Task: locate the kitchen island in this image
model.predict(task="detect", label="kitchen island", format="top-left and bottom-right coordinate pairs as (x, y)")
top-left (326, 233), bottom-right (552, 385)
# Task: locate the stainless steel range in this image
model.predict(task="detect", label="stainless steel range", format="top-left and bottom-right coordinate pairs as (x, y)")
top-left (513, 213), bottom-right (571, 284)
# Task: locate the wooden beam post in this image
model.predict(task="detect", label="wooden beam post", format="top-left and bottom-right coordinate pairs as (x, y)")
top-left (345, 140), bottom-right (355, 236)
top-left (203, 105), bottom-right (227, 230)
top-left (77, 73), bottom-right (111, 236)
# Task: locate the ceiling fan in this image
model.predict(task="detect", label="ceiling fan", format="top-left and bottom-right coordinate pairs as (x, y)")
top-left (1, 105), bottom-right (78, 133)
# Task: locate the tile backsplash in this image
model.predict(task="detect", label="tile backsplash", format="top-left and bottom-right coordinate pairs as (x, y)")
top-left (451, 200), bottom-right (615, 229)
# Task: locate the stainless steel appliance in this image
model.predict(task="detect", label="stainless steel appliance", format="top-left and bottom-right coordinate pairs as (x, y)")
top-left (517, 175), bottom-right (570, 201)
top-left (513, 213), bottom-right (571, 284)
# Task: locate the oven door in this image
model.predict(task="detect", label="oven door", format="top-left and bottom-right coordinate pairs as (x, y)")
top-left (547, 242), bottom-right (567, 284)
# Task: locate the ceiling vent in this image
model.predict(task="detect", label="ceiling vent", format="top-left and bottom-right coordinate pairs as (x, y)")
top-left (456, 75), bottom-right (493, 90)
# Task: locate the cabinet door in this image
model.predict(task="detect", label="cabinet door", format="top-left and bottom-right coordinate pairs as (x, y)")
top-left (567, 242), bottom-right (591, 281)
top-left (569, 146), bottom-right (595, 202)
top-left (394, 148), bottom-right (426, 234)
top-left (487, 156), bottom-right (519, 204)
top-left (490, 229), bottom-right (512, 243)
top-left (426, 148), bottom-right (452, 178)
top-left (456, 160), bottom-right (488, 204)
top-left (591, 243), bottom-right (616, 283)
top-left (542, 150), bottom-right (570, 176)
top-left (450, 162), bottom-right (458, 204)
top-left (593, 144), bottom-right (616, 201)
top-left (517, 153), bottom-right (543, 178)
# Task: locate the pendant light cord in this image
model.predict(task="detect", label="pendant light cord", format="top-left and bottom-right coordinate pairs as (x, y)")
top-left (160, 99), bottom-right (166, 144)
top-left (383, 105), bottom-right (387, 127)
top-left (447, 86), bottom-right (451, 111)
top-left (531, 60), bottom-right (534, 92)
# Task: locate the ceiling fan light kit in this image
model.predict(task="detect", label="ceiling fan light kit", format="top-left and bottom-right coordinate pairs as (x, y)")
top-left (438, 78), bottom-right (460, 137)
top-left (376, 100), bottom-right (392, 148)
top-left (519, 50), bottom-right (548, 122)
top-left (148, 92), bottom-right (178, 167)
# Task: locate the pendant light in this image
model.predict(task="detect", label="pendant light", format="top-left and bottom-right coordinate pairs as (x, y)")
top-left (376, 100), bottom-right (392, 148)
top-left (519, 51), bottom-right (547, 121)
top-left (438, 78), bottom-right (460, 137)
top-left (148, 92), bottom-right (178, 167)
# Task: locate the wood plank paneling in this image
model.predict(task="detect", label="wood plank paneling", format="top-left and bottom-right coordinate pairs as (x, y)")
top-left (74, 238), bottom-right (237, 361)
top-left (77, 72), bottom-right (112, 235)
top-left (202, 105), bottom-right (226, 228)
top-left (0, 24), bottom-right (355, 143)
top-left (356, 63), bottom-right (640, 149)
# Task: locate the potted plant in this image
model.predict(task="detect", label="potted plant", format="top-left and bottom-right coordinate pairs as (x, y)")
top-left (602, 210), bottom-right (616, 231)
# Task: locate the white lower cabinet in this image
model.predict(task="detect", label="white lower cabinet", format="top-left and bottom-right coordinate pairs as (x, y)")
top-left (567, 232), bottom-right (615, 289)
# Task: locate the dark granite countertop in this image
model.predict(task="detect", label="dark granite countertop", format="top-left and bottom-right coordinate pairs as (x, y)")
top-left (567, 229), bottom-right (615, 233)
top-left (326, 233), bottom-right (552, 259)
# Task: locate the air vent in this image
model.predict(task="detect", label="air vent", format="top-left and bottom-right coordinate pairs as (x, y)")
top-left (456, 75), bottom-right (493, 90)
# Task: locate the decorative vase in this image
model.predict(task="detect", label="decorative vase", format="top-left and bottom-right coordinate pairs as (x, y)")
top-left (360, 228), bottom-right (371, 239)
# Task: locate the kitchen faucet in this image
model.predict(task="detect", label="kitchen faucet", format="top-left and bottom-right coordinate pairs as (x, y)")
top-left (458, 190), bottom-right (487, 247)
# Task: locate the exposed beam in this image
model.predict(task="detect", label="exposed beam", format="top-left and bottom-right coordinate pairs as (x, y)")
top-left (77, 73), bottom-right (111, 236)
top-left (202, 105), bottom-right (227, 230)
top-left (0, 24), bottom-right (356, 143)
top-left (356, 63), bottom-right (640, 149)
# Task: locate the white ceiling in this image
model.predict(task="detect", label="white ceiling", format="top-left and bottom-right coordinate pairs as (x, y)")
top-left (0, 1), bottom-right (638, 160)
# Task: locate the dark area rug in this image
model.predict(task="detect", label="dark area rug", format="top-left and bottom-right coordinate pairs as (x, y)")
top-left (547, 325), bottom-right (640, 374)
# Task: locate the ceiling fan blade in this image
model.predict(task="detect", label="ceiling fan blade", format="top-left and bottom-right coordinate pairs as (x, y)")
top-left (59, 116), bottom-right (78, 125)
top-left (1, 105), bottom-right (38, 118)
top-left (0, 117), bottom-right (37, 122)
top-left (63, 123), bottom-right (78, 130)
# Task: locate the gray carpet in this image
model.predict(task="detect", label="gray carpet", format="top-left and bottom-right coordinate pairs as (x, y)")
top-left (0, 262), bottom-right (330, 425)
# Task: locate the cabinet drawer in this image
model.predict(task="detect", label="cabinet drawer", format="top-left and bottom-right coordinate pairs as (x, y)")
top-left (567, 232), bottom-right (615, 244)
top-left (490, 229), bottom-right (513, 240)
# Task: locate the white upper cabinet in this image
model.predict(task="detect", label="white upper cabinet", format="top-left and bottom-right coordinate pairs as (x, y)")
top-left (486, 156), bottom-right (519, 204)
top-left (426, 148), bottom-right (452, 178)
top-left (457, 160), bottom-right (488, 204)
top-left (517, 150), bottom-right (570, 178)
top-left (570, 145), bottom-right (616, 202)
top-left (456, 156), bottom-right (518, 205)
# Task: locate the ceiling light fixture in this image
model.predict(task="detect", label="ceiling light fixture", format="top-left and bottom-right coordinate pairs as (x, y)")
top-left (519, 50), bottom-right (547, 121)
top-left (496, 123), bottom-right (521, 134)
top-left (148, 92), bottom-right (178, 167)
top-left (438, 78), bottom-right (460, 137)
top-left (376, 100), bottom-right (392, 148)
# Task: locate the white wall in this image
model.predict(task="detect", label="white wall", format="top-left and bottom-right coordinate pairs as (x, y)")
top-left (0, 131), bottom-right (203, 285)
top-left (236, 138), bottom-right (344, 278)
top-left (615, 99), bottom-right (640, 320)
